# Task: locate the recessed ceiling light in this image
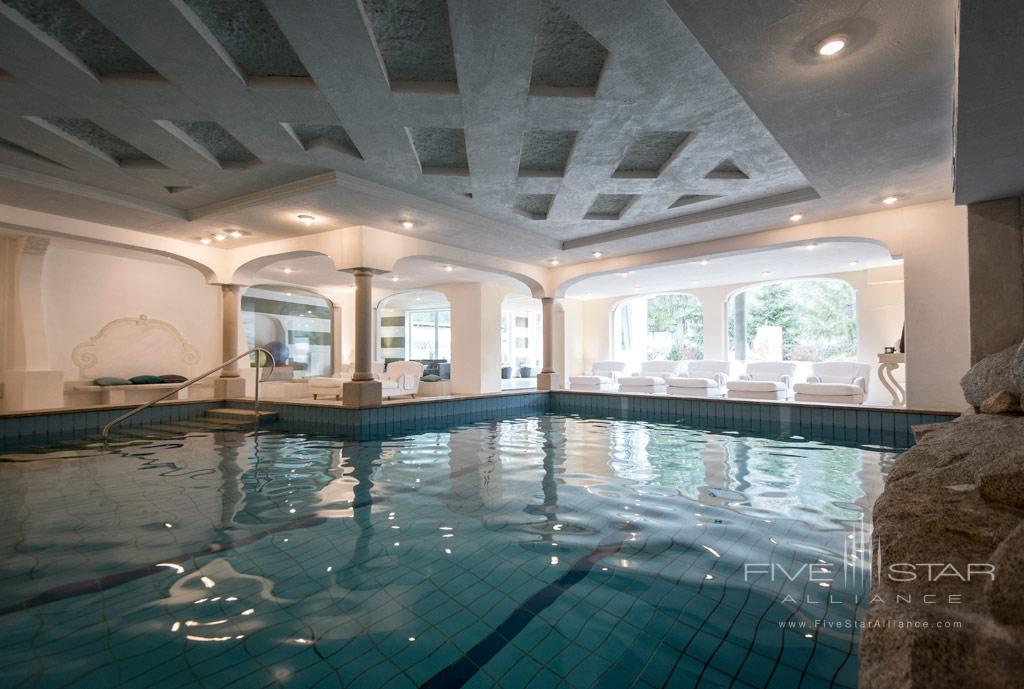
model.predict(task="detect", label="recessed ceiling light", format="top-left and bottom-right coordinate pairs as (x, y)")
top-left (229, 230), bottom-right (243, 238)
top-left (390, 276), bottom-right (400, 282)
top-left (286, 292), bottom-right (293, 296)
top-left (592, 250), bottom-right (603, 258)
top-left (401, 220), bottom-right (414, 229)
top-left (806, 243), bottom-right (817, 251)
top-left (789, 213), bottom-right (803, 222)
top-left (849, 260), bottom-right (860, 266)
top-left (816, 35), bottom-right (847, 56)
top-left (550, 259), bottom-right (561, 266)
top-left (283, 267), bottom-right (293, 274)
top-left (761, 271), bottom-right (771, 276)
top-left (691, 280), bottom-right (700, 285)
top-left (415, 297), bottom-right (421, 301)
top-left (882, 196), bottom-right (899, 205)
top-left (444, 265), bottom-right (453, 272)
top-left (199, 237), bottom-right (211, 245)
top-left (618, 272), bottom-right (630, 278)
top-left (633, 287), bottom-right (640, 292)
top-left (700, 259), bottom-right (709, 266)
top-left (213, 234), bottom-right (226, 242)
top-left (297, 214), bottom-right (315, 225)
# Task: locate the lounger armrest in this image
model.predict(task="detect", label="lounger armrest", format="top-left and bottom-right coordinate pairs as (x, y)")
top-left (780, 374), bottom-right (791, 388)
top-left (806, 375), bottom-right (822, 383)
top-left (739, 373), bottom-right (752, 381)
top-left (853, 376), bottom-right (867, 393)
top-left (714, 372), bottom-right (728, 388)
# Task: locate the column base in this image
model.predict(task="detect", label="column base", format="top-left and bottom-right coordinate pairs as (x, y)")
top-left (2, 369), bottom-right (64, 411)
top-left (214, 377), bottom-right (246, 398)
top-left (343, 380), bottom-right (383, 407)
top-left (536, 372), bottom-right (561, 391)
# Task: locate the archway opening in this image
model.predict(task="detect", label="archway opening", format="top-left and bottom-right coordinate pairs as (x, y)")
top-left (500, 293), bottom-right (542, 390)
top-left (242, 285), bottom-right (334, 378)
top-left (725, 278), bottom-right (857, 362)
top-left (376, 290), bottom-right (452, 378)
top-left (611, 293), bottom-right (704, 371)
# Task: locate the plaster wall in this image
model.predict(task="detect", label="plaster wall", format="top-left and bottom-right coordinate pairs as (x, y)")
top-left (42, 241), bottom-right (223, 383)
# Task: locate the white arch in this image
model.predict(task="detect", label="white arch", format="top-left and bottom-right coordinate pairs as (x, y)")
top-left (390, 254), bottom-right (546, 298)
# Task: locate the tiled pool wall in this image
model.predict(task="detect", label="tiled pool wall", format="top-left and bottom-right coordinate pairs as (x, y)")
top-left (0, 391), bottom-right (957, 450)
top-left (0, 400), bottom-right (223, 450)
top-left (232, 392), bottom-right (551, 439)
top-left (549, 391), bottom-right (957, 448)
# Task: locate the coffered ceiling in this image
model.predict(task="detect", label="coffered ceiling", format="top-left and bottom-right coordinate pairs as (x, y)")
top-left (0, 0), bottom-right (956, 263)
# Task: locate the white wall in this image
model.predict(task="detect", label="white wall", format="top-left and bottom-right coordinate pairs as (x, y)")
top-left (43, 240), bottom-right (222, 382)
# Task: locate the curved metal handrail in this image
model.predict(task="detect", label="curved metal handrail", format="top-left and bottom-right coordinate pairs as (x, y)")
top-left (100, 347), bottom-right (275, 443)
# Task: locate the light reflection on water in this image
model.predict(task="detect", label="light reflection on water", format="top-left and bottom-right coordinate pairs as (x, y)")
top-left (0, 415), bottom-right (895, 688)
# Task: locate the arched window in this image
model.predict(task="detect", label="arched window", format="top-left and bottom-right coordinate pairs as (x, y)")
top-left (726, 279), bottom-right (857, 361)
top-left (242, 286), bottom-right (333, 377)
top-left (377, 290), bottom-right (451, 370)
top-left (611, 293), bottom-right (704, 364)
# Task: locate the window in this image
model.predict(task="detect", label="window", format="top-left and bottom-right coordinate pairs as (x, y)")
top-left (727, 279), bottom-right (857, 361)
top-left (612, 293), bottom-right (703, 364)
top-left (242, 286), bottom-right (333, 377)
top-left (408, 309), bottom-right (451, 360)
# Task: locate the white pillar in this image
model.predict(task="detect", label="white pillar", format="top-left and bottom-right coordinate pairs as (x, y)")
top-left (343, 269), bottom-right (382, 406)
top-left (444, 282), bottom-right (504, 394)
top-left (1, 236), bottom-right (63, 411)
top-left (537, 297), bottom-right (561, 390)
top-left (214, 284), bottom-right (246, 397)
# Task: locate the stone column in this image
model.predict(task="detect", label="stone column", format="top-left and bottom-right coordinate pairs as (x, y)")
top-left (331, 304), bottom-right (342, 375)
top-left (966, 197), bottom-right (1023, 363)
top-left (214, 284), bottom-right (246, 397)
top-left (537, 297), bottom-right (561, 390)
top-left (343, 269), bottom-right (382, 406)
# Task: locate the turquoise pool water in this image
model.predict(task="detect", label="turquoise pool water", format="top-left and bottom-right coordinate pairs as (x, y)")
top-left (0, 415), bottom-right (895, 688)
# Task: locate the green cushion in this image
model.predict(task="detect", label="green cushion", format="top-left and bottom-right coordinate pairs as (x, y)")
top-left (129, 375), bottom-right (164, 385)
top-left (94, 376), bottom-right (132, 387)
top-left (420, 374), bottom-right (442, 382)
top-left (159, 374), bottom-right (188, 383)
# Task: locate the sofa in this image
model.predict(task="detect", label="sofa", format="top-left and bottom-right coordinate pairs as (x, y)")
top-left (617, 360), bottom-right (681, 394)
top-left (382, 361), bottom-right (424, 399)
top-left (726, 361), bottom-right (797, 400)
top-left (666, 360), bottom-right (731, 397)
top-left (569, 361), bottom-right (626, 392)
top-left (793, 361), bottom-right (872, 404)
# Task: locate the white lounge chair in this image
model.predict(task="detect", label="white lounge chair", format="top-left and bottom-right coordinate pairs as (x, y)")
top-left (382, 361), bottom-right (424, 399)
top-left (309, 364), bottom-right (352, 400)
top-left (793, 361), bottom-right (872, 404)
top-left (569, 361), bottom-right (627, 391)
top-left (617, 360), bottom-right (680, 394)
top-left (666, 360), bottom-right (731, 397)
top-left (726, 361), bottom-right (797, 400)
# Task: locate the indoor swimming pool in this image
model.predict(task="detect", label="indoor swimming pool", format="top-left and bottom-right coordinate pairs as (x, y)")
top-left (0, 415), bottom-right (896, 688)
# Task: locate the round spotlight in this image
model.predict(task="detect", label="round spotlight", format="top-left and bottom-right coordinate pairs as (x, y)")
top-left (592, 250), bottom-right (603, 258)
top-left (444, 265), bottom-right (454, 272)
top-left (229, 230), bottom-right (243, 238)
top-left (297, 214), bottom-right (315, 226)
top-left (882, 196), bottom-right (899, 205)
top-left (390, 276), bottom-right (400, 282)
top-left (401, 221), bottom-right (415, 229)
top-left (200, 237), bottom-right (212, 245)
top-left (761, 271), bottom-right (771, 277)
top-left (618, 272), bottom-right (630, 278)
top-left (849, 260), bottom-right (860, 266)
top-left (283, 267), bottom-right (293, 274)
top-left (213, 234), bottom-right (226, 242)
top-left (700, 259), bottom-right (709, 266)
top-left (806, 243), bottom-right (817, 251)
top-left (691, 280), bottom-right (700, 286)
top-left (816, 35), bottom-right (847, 56)
top-left (789, 213), bottom-right (803, 222)
top-left (633, 287), bottom-right (640, 292)
top-left (550, 258), bottom-right (561, 266)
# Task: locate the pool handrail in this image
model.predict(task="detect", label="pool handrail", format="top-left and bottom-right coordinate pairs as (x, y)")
top-left (100, 347), bottom-right (275, 443)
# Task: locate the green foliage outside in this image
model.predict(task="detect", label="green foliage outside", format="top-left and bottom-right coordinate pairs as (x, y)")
top-left (727, 280), bottom-right (857, 361)
top-left (645, 293), bottom-right (703, 360)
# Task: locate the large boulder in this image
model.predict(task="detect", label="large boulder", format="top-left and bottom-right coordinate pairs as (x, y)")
top-left (861, 413), bottom-right (1024, 689)
top-left (961, 343), bottom-right (1020, 407)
